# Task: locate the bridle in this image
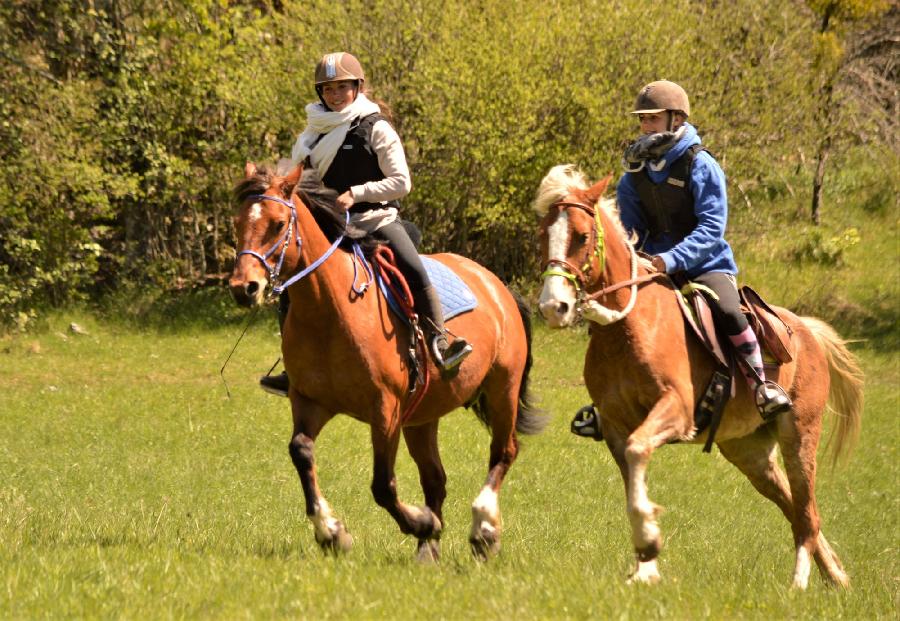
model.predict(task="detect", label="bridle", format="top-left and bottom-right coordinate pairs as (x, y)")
top-left (236, 193), bottom-right (351, 296)
top-left (540, 198), bottom-right (663, 324)
top-left (540, 200), bottom-right (606, 294)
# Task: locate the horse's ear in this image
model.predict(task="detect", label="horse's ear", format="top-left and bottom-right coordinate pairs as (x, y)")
top-left (585, 174), bottom-right (613, 204)
top-left (244, 161), bottom-right (257, 178)
top-left (282, 163), bottom-right (303, 194)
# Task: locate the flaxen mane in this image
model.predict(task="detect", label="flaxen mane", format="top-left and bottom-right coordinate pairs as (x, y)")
top-left (533, 164), bottom-right (626, 237)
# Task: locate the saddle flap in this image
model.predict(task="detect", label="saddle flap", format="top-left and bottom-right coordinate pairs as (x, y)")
top-left (673, 282), bottom-right (729, 370)
top-left (739, 286), bottom-right (794, 364)
top-left (691, 293), bottom-right (730, 368)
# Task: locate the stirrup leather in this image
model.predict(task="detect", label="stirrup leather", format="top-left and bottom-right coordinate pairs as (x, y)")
top-left (754, 380), bottom-right (792, 421)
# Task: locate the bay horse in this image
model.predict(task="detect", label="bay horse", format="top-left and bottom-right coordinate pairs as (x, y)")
top-left (228, 162), bottom-right (545, 561)
top-left (535, 165), bottom-right (863, 588)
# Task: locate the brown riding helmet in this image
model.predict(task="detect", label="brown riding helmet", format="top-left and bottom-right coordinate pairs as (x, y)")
top-left (314, 52), bottom-right (366, 85)
top-left (631, 80), bottom-right (690, 117)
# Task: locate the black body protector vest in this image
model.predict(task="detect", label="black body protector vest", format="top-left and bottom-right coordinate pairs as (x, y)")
top-left (320, 112), bottom-right (392, 213)
top-left (632, 144), bottom-right (709, 243)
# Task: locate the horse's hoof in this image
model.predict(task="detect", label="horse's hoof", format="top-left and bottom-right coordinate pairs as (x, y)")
top-left (315, 522), bottom-right (353, 555)
top-left (469, 522), bottom-right (501, 561)
top-left (627, 559), bottom-right (661, 585)
top-left (411, 506), bottom-right (443, 540)
top-left (416, 539), bottom-right (441, 564)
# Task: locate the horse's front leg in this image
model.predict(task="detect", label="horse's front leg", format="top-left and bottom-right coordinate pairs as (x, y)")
top-left (287, 393), bottom-right (349, 553)
top-left (603, 389), bottom-right (693, 584)
top-left (402, 421), bottom-right (447, 563)
top-left (370, 416), bottom-right (443, 544)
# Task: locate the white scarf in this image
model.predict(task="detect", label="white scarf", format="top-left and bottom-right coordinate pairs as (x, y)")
top-left (291, 93), bottom-right (382, 176)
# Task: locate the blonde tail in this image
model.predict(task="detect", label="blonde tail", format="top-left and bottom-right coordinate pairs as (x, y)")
top-left (801, 317), bottom-right (865, 466)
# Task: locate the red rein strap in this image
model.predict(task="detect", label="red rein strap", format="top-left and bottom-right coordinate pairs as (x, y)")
top-left (373, 246), bottom-right (430, 424)
top-left (374, 246), bottom-right (415, 315)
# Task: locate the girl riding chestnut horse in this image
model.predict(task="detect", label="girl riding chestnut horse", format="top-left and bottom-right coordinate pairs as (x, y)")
top-left (260, 52), bottom-right (471, 397)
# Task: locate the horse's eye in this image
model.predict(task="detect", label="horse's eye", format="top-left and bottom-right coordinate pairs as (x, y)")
top-left (575, 232), bottom-right (589, 245)
top-left (273, 220), bottom-right (286, 234)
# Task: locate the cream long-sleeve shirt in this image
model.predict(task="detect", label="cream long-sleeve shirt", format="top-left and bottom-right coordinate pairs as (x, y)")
top-left (348, 119), bottom-right (412, 204)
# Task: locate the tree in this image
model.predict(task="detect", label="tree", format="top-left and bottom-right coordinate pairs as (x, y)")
top-left (806, 0), bottom-right (892, 224)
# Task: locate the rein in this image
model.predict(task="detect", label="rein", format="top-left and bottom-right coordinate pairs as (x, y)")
top-left (584, 272), bottom-right (662, 301)
top-left (373, 246), bottom-right (430, 424)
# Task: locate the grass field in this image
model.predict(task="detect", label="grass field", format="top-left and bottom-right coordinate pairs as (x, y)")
top-left (1, 307), bottom-right (897, 620)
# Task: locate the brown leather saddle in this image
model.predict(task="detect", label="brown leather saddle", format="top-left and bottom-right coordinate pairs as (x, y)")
top-left (675, 280), bottom-right (795, 451)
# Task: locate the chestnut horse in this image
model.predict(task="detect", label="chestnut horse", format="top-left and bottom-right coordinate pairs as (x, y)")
top-left (535, 165), bottom-right (863, 588)
top-left (229, 162), bottom-right (545, 561)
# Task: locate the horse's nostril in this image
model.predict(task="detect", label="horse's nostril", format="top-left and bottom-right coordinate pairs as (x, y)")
top-left (246, 281), bottom-right (259, 297)
top-left (558, 302), bottom-right (569, 315)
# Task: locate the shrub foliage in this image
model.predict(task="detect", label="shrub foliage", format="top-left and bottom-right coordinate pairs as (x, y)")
top-left (0, 0), bottom-right (895, 327)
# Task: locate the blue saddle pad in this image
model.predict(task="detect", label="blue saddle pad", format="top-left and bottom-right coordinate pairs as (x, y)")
top-left (378, 256), bottom-right (478, 323)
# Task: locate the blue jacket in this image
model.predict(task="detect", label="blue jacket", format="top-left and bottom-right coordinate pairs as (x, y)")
top-left (617, 123), bottom-right (737, 278)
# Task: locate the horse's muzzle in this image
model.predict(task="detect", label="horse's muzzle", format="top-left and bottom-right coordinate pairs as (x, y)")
top-left (539, 298), bottom-right (574, 328)
top-left (229, 276), bottom-right (267, 307)
top-left (539, 278), bottom-right (578, 328)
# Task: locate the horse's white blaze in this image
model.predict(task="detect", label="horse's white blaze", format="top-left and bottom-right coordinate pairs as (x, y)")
top-left (792, 546), bottom-right (812, 589)
top-left (539, 212), bottom-right (578, 326)
top-left (545, 210), bottom-right (570, 263)
top-left (249, 202), bottom-right (263, 223)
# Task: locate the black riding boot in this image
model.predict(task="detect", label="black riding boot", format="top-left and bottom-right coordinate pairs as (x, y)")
top-left (418, 285), bottom-right (472, 372)
top-left (260, 293), bottom-right (290, 397)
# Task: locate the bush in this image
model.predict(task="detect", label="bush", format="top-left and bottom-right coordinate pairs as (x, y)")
top-left (0, 0), bottom-right (894, 328)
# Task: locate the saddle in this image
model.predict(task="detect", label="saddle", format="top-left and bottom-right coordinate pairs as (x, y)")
top-left (675, 280), bottom-right (796, 451)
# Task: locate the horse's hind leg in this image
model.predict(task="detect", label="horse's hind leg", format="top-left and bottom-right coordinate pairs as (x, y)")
top-left (402, 421), bottom-right (447, 563)
top-left (287, 394), bottom-right (350, 553)
top-left (469, 383), bottom-right (520, 561)
top-left (717, 425), bottom-right (849, 588)
top-left (775, 394), bottom-right (849, 589)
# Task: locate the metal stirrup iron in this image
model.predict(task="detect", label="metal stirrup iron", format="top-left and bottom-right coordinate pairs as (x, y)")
top-left (431, 334), bottom-right (472, 371)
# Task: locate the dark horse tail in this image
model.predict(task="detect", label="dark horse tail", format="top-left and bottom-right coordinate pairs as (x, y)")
top-left (471, 289), bottom-right (548, 435)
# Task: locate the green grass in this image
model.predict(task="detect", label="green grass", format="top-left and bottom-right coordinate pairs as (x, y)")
top-left (1, 311), bottom-right (897, 619)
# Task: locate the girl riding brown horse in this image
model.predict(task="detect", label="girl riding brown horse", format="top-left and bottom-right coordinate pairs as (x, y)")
top-left (536, 164), bottom-right (863, 588)
top-left (260, 52), bottom-right (470, 398)
top-left (230, 161), bottom-right (545, 561)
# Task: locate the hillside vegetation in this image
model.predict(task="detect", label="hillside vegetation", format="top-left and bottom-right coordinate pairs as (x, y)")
top-left (1, 0), bottom-right (896, 336)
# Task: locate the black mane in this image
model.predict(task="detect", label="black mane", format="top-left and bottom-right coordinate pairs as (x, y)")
top-left (233, 166), bottom-right (276, 205)
top-left (232, 165), bottom-right (413, 256)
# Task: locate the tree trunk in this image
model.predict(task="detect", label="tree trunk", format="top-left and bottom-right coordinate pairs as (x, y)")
top-left (811, 134), bottom-right (831, 226)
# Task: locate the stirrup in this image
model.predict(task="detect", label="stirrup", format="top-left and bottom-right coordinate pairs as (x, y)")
top-left (754, 380), bottom-right (792, 421)
top-left (571, 404), bottom-right (603, 441)
top-left (259, 371), bottom-right (289, 397)
top-left (431, 335), bottom-right (472, 371)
